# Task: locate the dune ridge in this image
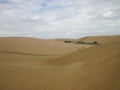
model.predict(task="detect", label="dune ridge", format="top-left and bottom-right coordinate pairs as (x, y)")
top-left (0, 50), bottom-right (55, 56)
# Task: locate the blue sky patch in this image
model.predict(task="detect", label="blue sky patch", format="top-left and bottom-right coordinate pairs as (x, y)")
top-left (0, 0), bottom-right (10, 3)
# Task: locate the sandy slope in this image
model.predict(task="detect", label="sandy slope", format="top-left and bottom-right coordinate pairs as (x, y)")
top-left (45, 41), bottom-right (120, 90)
top-left (0, 36), bottom-right (120, 90)
top-left (79, 35), bottom-right (120, 43)
top-left (0, 37), bottom-right (90, 56)
top-left (0, 37), bottom-right (91, 66)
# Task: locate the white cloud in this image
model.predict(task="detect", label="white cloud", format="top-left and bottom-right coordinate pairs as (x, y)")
top-left (0, 0), bottom-right (120, 39)
top-left (99, 8), bottom-right (117, 17)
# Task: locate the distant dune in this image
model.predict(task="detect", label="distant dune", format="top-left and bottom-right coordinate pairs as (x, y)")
top-left (0, 35), bottom-right (120, 90)
top-left (0, 37), bottom-right (88, 56)
top-left (79, 35), bottom-right (120, 43)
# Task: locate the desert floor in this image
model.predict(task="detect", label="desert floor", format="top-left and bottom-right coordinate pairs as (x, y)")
top-left (0, 35), bottom-right (120, 90)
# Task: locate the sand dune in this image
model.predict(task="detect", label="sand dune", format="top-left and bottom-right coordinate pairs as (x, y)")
top-left (0, 37), bottom-right (92, 67)
top-left (0, 36), bottom-right (120, 90)
top-left (79, 35), bottom-right (120, 43)
top-left (44, 40), bottom-right (120, 90)
top-left (0, 37), bottom-right (89, 55)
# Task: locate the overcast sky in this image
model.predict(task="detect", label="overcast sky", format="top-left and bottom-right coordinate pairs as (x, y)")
top-left (0, 0), bottom-right (120, 39)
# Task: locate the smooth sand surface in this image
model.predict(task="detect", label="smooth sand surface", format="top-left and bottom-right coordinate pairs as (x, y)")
top-left (0, 37), bottom-right (91, 55)
top-left (79, 35), bottom-right (120, 43)
top-left (0, 36), bottom-right (120, 90)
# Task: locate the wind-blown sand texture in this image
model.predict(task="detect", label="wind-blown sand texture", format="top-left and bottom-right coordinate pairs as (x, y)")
top-left (0, 35), bottom-right (120, 90)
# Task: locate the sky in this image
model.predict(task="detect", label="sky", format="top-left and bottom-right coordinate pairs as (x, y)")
top-left (0, 0), bottom-right (120, 39)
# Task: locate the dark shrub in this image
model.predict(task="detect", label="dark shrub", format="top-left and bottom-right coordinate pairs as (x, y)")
top-left (76, 41), bottom-right (85, 44)
top-left (93, 41), bottom-right (97, 44)
top-left (64, 40), bottom-right (72, 43)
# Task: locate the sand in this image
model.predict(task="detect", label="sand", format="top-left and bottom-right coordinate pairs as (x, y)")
top-left (0, 35), bottom-right (120, 90)
top-left (79, 35), bottom-right (120, 43)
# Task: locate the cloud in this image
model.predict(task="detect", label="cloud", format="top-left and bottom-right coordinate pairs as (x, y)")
top-left (0, 0), bottom-right (120, 38)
